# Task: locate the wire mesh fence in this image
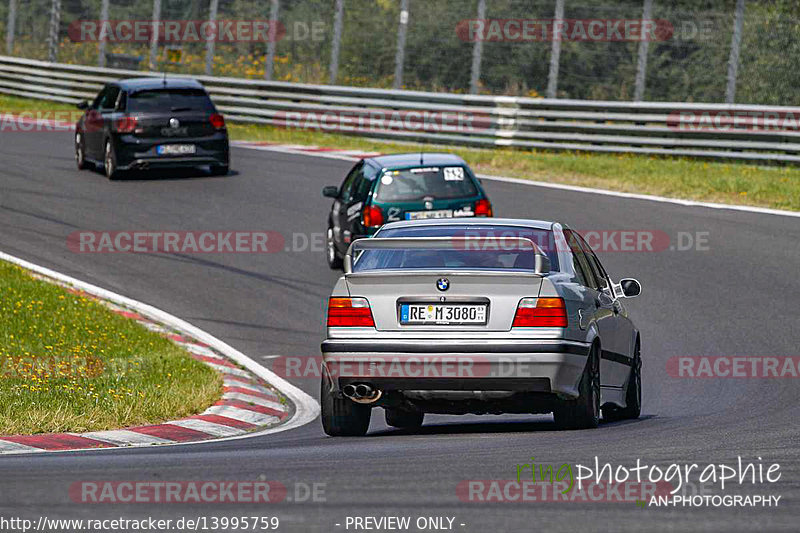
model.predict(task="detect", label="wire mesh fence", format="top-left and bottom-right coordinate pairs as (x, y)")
top-left (0, 0), bottom-right (798, 104)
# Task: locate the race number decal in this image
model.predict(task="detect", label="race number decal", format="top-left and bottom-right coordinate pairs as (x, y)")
top-left (444, 167), bottom-right (465, 181)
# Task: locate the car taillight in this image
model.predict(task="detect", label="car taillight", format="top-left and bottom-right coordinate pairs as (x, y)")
top-left (362, 205), bottom-right (384, 228)
top-left (475, 198), bottom-right (493, 217)
top-left (512, 297), bottom-right (567, 327)
top-left (327, 297), bottom-right (375, 327)
top-left (115, 116), bottom-right (137, 133)
top-left (209, 113), bottom-right (225, 130)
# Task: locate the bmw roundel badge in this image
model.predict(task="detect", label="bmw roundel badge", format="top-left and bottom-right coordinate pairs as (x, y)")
top-left (436, 278), bottom-right (450, 292)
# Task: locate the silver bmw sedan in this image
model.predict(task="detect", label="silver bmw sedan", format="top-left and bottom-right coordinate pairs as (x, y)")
top-left (320, 218), bottom-right (642, 436)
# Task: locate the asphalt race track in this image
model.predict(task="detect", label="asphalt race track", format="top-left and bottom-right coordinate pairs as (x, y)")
top-left (0, 129), bottom-right (798, 532)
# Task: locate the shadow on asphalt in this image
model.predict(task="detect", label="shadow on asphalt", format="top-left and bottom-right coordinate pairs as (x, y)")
top-left (368, 414), bottom-right (656, 438)
top-left (86, 166), bottom-right (237, 181)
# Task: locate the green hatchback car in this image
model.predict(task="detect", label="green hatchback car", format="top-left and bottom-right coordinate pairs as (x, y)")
top-left (322, 153), bottom-right (493, 269)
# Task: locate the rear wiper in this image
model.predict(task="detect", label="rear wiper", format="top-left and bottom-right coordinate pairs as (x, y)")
top-left (170, 106), bottom-right (192, 112)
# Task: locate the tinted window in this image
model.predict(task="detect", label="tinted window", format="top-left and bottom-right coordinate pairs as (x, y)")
top-left (351, 169), bottom-right (374, 202)
top-left (563, 231), bottom-right (588, 286)
top-left (374, 166), bottom-right (478, 202)
top-left (576, 233), bottom-right (610, 290)
top-left (126, 89), bottom-right (215, 113)
top-left (339, 162), bottom-right (363, 201)
top-left (91, 86), bottom-right (109, 109)
top-left (95, 85), bottom-right (120, 110)
top-left (354, 225), bottom-right (559, 272)
top-left (115, 91), bottom-right (127, 112)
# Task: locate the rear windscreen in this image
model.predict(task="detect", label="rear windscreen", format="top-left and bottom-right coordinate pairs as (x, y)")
top-left (353, 225), bottom-right (559, 272)
top-left (127, 89), bottom-right (215, 113)
top-left (374, 166), bottom-right (478, 202)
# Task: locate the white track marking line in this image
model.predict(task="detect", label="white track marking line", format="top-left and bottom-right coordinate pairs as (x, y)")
top-left (0, 440), bottom-right (46, 454)
top-left (167, 419), bottom-right (246, 437)
top-left (233, 142), bottom-right (800, 219)
top-left (222, 392), bottom-right (286, 411)
top-left (179, 343), bottom-right (225, 359)
top-left (233, 142), bottom-right (361, 162)
top-left (336, 149), bottom-right (383, 157)
top-left (223, 379), bottom-right (277, 396)
top-left (80, 430), bottom-right (174, 447)
top-left (103, 302), bottom-right (135, 314)
top-left (139, 322), bottom-right (174, 334)
top-left (202, 406), bottom-right (279, 426)
top-left (476, 173), bottom-right (800, 219)
top-left (205, 362), bottom-right (252, 378)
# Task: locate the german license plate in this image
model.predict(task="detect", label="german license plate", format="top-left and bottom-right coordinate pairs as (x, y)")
top-left (400, 304), bottom-right (487, 325)
top-left (156, 144), bottom-right (195, 155)
top-left (405, 210), bottom-right (453, 220)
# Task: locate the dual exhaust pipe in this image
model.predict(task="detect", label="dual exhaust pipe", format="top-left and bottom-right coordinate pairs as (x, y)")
top-left (343, 383), bottom-right (382, 404)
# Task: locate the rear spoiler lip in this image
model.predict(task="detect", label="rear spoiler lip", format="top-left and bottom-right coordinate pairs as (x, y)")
top-left (344, 268), bottom-right (545, 279)
top-left (344, 236), bottom-right (551, 275)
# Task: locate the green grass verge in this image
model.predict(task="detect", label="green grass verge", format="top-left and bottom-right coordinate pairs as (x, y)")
top-left (3, 93), bottom-right (798, 211)
top-left (0, 259), bottom-right (222, 435)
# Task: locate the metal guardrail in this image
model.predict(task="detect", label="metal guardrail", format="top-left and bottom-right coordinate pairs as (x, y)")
top-left (1, 54), bottom-right (799, 164)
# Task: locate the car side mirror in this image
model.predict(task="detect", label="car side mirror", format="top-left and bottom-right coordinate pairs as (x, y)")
top-left (76, 100), bottom-right (89, 110)
top-left (322, 186), bottom-right (339, 198)
top-left (619, 278), bottom-right (641, 298)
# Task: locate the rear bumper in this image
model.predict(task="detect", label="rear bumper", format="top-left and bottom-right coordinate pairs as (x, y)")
top-left (114, 134), bottom-right (229, 170)
top-left (321, 339), bottom-right (590, 398)
top-left (118, 155), bottom-right (227, 170)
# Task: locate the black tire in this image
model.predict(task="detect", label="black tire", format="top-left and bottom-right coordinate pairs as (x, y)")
top-left (104, 140), bottom-right (123, 180)
top-left (554, 343), bottom-right (600, 430)
top-left (210, 164), bottom-right (229, 176)
top-left (385, 408), bottom-right (424, 429)
top-left (617, 339), bottom-right (642, 420)
top-left (320, 372), bottom-right (370, 436)
top-left (326, 226), bottom-right (343, 270)
top-left (75, 132), bottom-right (89, 170)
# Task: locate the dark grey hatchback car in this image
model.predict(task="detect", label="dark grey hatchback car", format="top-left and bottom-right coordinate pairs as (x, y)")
top-left (74, 77), bottom-right (229, 180)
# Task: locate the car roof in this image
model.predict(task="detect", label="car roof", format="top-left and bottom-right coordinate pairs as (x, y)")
top-left (366, 153), bottom-right (467, 170)
top-left (114, 77), bottom-right (206, 93)
top-left (379, 218), bottom-right (556, 231)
